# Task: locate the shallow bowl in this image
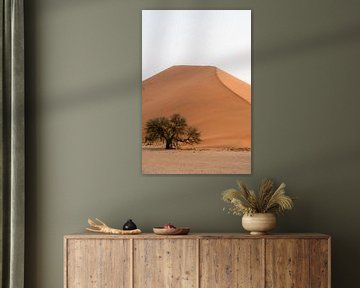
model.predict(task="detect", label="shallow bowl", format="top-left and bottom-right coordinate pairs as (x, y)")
top-left (153, 227), bottom-right (190, 235)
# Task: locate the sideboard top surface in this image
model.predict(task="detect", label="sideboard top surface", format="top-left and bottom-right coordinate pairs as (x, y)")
top-left (64, 232), bottom-right (330, 240)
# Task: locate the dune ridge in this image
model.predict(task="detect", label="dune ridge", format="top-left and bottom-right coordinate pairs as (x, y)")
top-left (142, 65), bottom-right (251, 148)
top-left (216, 68), bottom-right (251, 104)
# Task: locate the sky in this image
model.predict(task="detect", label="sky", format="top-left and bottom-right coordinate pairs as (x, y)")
top-left (142, 10), bottom-right (251, 84)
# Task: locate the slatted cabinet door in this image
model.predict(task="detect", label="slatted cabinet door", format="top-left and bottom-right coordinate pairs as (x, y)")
top-left (66, 239), bottom-right (131, 288)
top-left (200, 239), bottom-right (264, 288)
top-left (133, 239), bottom-right (198, 288)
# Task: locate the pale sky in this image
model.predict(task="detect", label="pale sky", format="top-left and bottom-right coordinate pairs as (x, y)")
top-left (142, 10), bottom-right (251, 84)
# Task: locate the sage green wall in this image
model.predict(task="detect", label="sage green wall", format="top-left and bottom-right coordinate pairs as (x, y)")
top-left (25, 0), bottom-right (360, 287)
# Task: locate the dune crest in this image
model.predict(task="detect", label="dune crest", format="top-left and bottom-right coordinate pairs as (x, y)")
top-left (216, 68), bottom-right (251, 104)
top-left (142, 65), bottom-right (251, 148)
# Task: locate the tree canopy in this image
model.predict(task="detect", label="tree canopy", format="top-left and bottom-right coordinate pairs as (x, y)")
top-left (144, 114), bottom-right (201, 149)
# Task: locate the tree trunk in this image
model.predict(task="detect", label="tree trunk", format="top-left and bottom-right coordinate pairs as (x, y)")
top-left (165, 139), bottom-right (172, 149)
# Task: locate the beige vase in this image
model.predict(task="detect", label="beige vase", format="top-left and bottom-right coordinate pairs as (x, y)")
top-left (242, 213), bottom-right (276, 235)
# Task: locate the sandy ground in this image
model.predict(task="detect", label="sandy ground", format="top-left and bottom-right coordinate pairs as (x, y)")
top-left (142, 149), bottom-right (251, 174)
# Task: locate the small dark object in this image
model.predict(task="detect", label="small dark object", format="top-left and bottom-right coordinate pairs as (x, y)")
top-left (123, 219), bottom-right (137, 230)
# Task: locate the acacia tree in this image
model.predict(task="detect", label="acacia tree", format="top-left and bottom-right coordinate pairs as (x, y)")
top-left (144, 114), bottom-right (201, 149)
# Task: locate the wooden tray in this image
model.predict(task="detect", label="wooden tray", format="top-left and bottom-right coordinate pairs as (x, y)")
top-left (153, 227), bottom-right (190, 235)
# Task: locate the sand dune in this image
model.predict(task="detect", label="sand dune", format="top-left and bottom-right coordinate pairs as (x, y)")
top-left (142, 65), bottom-right (251, 148)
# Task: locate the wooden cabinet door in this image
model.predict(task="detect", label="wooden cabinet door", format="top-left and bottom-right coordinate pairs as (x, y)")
top-left (66, 239), bottom-right (131, 288)
top-left (309, 239), bottom-right (330, 288)
top-left (133, 239), bottom-right (198, 288)
top-left (265, 239), bottom-right (329, 288)
top-left (200, 239), bottom-right (264, 288)
top-left (266, 239), bottom-right (309, 288)
top-left (265, 239), bottom-right (330, 288)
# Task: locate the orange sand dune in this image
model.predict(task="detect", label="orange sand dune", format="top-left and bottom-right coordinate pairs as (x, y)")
top-left (142, 65), bottom-right (251, 148)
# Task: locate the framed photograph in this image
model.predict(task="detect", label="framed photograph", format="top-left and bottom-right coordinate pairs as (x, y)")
top-left (142, 10), bottom-right (251, 174)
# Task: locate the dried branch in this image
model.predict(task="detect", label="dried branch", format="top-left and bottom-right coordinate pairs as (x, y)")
top-left (86, 218), bottom-right (142, 235)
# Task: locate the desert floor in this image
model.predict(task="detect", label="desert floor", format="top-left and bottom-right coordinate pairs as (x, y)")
top-left (142, 148), bottom-right (251, 174)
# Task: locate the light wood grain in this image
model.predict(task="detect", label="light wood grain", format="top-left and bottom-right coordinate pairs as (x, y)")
top-left (64, 233), bottom-right (331, 288)
top-left (265, 239), bottom-right (310, 288)
top-left (65, 233), bottom-right (330, 240)
top-left (200, 239), bottom-right (264, 288)
top-left (133, 239), bottom-right (197, 288)
top-left (66, 239), bottom-right (131, 288)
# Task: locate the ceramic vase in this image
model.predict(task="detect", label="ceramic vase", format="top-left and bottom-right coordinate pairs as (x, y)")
top-left (242, 213), bottom-right (276, 235)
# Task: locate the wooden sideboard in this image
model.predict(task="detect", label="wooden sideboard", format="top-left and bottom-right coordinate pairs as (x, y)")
top-left (64, 233), bottom-right (330, 288)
